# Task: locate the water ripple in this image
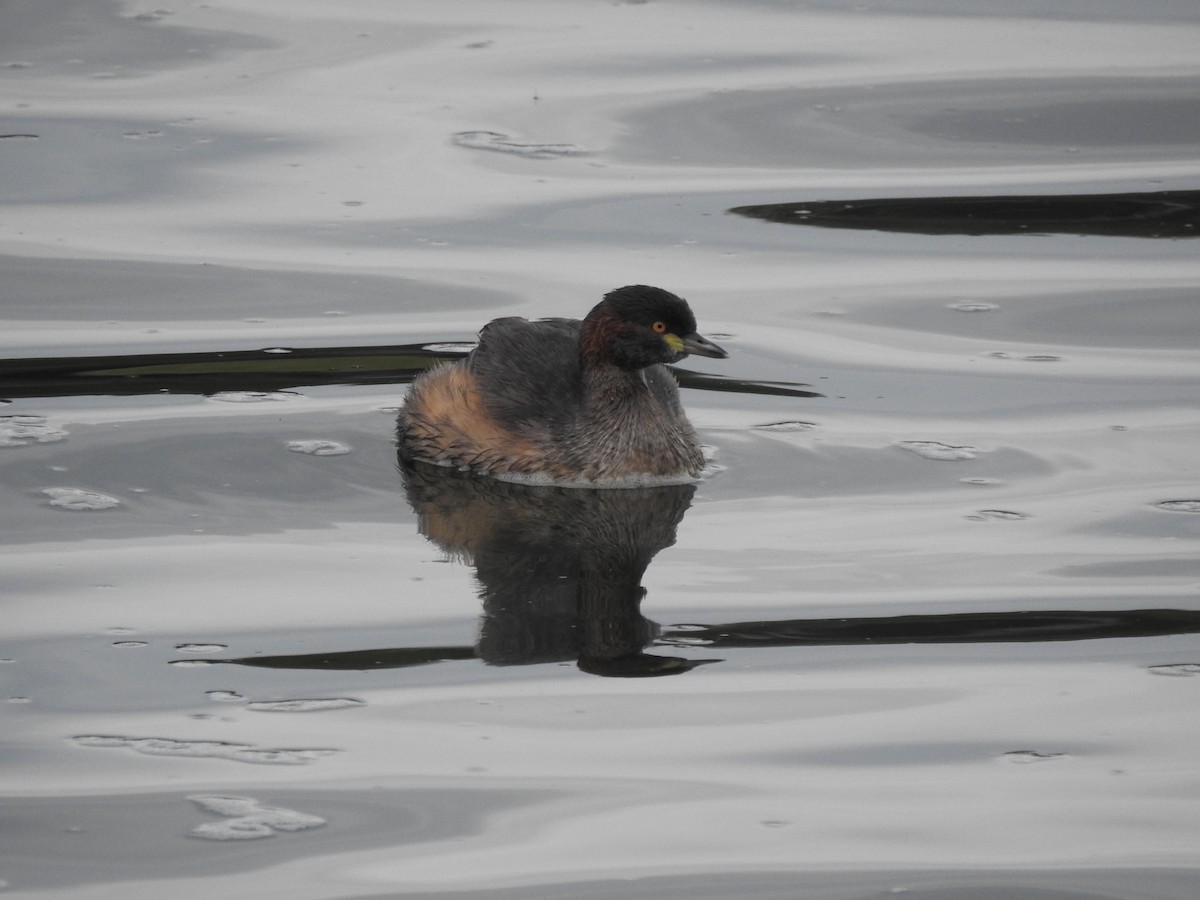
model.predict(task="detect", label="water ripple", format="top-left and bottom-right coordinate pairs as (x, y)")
top-left (1002, 750), bottom-right (1068, 764)
top-left (209, 391), bottom-right (297, 403)
top-left (1156, 500), bottom-right (1200, 513)
top-left (0, 415), bottom-right (68, 447)
top-left (451, 130), bottom-right (587, 159)
top-left (188, 795), bottom-right (325, 840)
top-left (74, 735), bottom-right (338, 765)
top-left (246, 698), bottom-right (364, 712)
top-left (42, 488), bottom-right (121, 511)
top-left (1148, 663), bottom-right (1200, 677)
top-left (286, 440), bottom-right (351, 456)
top-left (966, 509), bottom-right (1030, 521)
top-left (897, 441), bottom-right (979, 461)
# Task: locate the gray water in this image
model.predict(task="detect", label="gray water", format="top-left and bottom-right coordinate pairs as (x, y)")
top-left (2, 2), bottom-right (1199, 897)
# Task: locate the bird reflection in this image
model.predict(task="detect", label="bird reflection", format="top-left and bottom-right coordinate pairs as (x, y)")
top-left (400, 459), bottom-right (717, 677)
top-left (204, 465), bottom-right (1200, 678)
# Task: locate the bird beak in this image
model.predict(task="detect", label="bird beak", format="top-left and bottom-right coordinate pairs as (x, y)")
top-left (681, 332), bottom-right (729, 359)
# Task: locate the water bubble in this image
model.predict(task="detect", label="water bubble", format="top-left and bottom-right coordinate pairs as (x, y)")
top-left (286, 440), bottom-right (351, 456)
top-left (74, 734), bottom-right (338, 765)
top-left (422, 342), bottom-right (477, 353)
top-left (246, 698), bottom-right (364, 713)
top-left (208, 391), bottom-right (296, 403)
top-left (753, 421), bottom-right (817, 432)
top-left (1, 416), bottom-right (68, 447)
top-left (959, 477), bottom-right (1002, 486)
top-left (1148, 663), bottom-right (1200, 677)
top-left (168, 659), bottom-right (215, 668)
top-left (966, 509), bottom-right (1029, 521)
top-left (206, 690), bottom-right (245, 702)
top-left (897, 441), bottom-right (979, 461)
top-left (175, 643), bottom-right (226, 654)
top-left (188, 795), bottom-right (325, 841)
top-left (1156, 500), bottom-right (1200, 513)
top-left (1023, 355), bottom-right (1062, 362)
top-left (112, 641), bottom-right (148, 649)
top-left (43, 488), bottom-right (121, 511)
top-left (451, 130), bottom-right (587, 159)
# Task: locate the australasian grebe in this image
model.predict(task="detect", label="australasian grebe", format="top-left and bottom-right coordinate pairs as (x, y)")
top-left (396, 284), bottom-right (727, 485)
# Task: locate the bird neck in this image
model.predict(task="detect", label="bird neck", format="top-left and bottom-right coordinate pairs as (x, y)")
top-left (573, 366), bottom-right (699, 479)
top-left (579, 308), bottom-right (629, 369)
top-left (579, 364), bottom-right (650, 417)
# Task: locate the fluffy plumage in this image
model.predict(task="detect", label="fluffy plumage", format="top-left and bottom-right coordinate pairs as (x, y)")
top-left (396, 285), bottom-right (727, 485)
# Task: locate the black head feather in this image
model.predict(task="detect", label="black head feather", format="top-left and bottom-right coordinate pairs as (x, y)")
top-left (583, 285), bottom-right (706, 370)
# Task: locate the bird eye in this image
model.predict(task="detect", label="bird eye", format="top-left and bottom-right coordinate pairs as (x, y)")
top-left (652, 321), bottom-right (667, 333)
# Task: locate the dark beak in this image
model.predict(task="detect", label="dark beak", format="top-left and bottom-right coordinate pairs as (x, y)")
top-left (681, 332), bottom-right (729, 359)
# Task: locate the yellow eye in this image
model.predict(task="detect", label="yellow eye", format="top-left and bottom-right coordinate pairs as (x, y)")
top-left (652, 321), bottom-right (668, 334)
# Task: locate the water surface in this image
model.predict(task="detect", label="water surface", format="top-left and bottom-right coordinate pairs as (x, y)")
top-left (2, 1), bottom-right (1199, 897)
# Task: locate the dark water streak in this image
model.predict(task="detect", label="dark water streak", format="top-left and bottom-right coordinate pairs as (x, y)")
top-left (202, 607), bottom-right (1200, 675)
top-left (730, 189), bottom-right (1200, 238)
top-left (0, 345), bottom-right (820, 400)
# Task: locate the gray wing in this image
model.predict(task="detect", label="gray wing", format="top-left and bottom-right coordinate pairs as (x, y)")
top-left (467, 317), bottom-right (584, 432)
